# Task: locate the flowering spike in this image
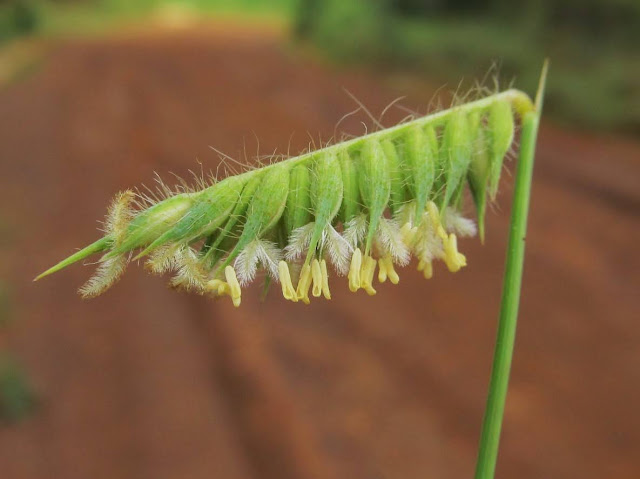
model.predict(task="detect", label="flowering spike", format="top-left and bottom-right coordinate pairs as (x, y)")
top-left (37, 87), bottom-right (535, 305)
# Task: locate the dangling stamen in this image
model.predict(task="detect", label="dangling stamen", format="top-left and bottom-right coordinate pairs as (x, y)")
top-left (442, 233), bottom-right (467, 272)
top-left (225, 266), bottom-right (241, 307)
top-left (278, 261), bottom-right (298, 302)
top-left (311, 259), bottom-right (323, 298)
top-left (319, 259), bottom-right (331, 299)
top-left (348, 248), bottom-right (363, 292)
top-left (360, 255), bottom-right (377, 295)
top-left (296, 264), bottom-right (312, 304)
top-left (378, 254), bottom-right (400, 284)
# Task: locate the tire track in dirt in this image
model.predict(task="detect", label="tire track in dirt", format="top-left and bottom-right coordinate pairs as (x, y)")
top-left (187, 296), bottom-right (339, 479)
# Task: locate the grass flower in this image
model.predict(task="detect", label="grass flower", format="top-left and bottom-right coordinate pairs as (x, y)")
top-left (35, 87), bottom-right (536, 307)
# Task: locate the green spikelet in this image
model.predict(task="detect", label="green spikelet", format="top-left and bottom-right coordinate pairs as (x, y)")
top-left (222, 165), bottom-right (291, 267)
top-left (402, 125), bottom-right (437, 221)
top-left (488, 100), bottom-right (515, 199)
top-left (338, 150), bottom-right (360, 223)
top-left (441, 109), bottom-right (471, 211)
top-left (358, 139), bottom-right (390, 255)
top-left (467, 111), bottom-right (490, 242)
top-left (381, 139), bottom-right (407, 217)
top-left (284, 164), bottom-right (312, 236)
top-left (305, 151), bottom-right (343, 264)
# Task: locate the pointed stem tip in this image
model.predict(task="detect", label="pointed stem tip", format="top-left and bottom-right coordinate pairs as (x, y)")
top-left (33, 237), bottom-right (110, 282)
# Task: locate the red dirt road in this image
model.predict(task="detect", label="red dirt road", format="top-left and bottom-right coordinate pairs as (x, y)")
top-left (0, 30), bottom-right (638, 479)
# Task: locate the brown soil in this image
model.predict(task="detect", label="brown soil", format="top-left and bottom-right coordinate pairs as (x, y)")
top-left (0, 28), bottom-right (638, 479)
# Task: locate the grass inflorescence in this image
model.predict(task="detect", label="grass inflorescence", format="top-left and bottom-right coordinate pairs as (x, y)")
top-left (35, 87), bottom-right (535, 307)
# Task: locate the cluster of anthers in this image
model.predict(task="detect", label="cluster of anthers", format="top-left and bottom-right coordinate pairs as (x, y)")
top-left (36, 89), bottom-right (534, 307)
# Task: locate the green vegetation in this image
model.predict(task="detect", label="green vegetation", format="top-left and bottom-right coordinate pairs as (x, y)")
top-left (3, 1), bottom-right (635, 129)
top-left (0, 1), bottom-right (39, 43)
top-left (0, 354), bottom-right (37, 424)
top-left (3, 0), bottom-right (295, 38)
top-left (295, 0), bottom-right (639, 131)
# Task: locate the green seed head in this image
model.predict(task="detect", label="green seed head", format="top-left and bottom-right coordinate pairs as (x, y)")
top-left (36, 85), bottom-right (536, 306)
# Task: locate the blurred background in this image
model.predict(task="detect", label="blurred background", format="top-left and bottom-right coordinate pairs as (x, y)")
top-left (0, 1), bottom-right (638, 478)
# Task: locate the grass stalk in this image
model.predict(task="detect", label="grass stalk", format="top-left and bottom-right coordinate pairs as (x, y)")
top-left (473, 61), bottom-right (548, 479)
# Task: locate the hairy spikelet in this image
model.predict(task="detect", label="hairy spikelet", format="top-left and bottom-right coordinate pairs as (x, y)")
top-left (146, 245), bottom-right (180, 274)
top-left (376, 218), bottom-right (410, 266)
top-left (105, 190), bottom-right (135, 244)
top-left (38, 86), bottom-right (538, 307)
top-left (235, 239), bottom-right (282, 285)
top-left (79, 255), bottom-right (126, 298)
top-left (170, 247), bottom-right (208, 291)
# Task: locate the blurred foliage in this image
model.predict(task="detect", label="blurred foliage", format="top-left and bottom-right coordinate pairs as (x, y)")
top-left (0, 1), bottom-right (40, 43)
top-left (0, 282), bottom-right (11, 326)
top-left (0, 353), bottom-right (37, 424)
top-left (1, 0), bottom-right (296, 40)
top-left (2, 0), bottom-right (637, 130)
top-left (294, 0), bottom-right (640, 131)
top-left (295, 0), bottom-right (392, 60)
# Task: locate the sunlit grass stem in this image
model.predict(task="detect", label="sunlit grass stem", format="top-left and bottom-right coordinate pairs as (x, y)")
top-left (474, 61), bottom-right (548, 479)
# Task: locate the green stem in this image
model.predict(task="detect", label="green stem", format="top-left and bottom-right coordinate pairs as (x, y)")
top-left (474, 62), bottom-right (548, 479)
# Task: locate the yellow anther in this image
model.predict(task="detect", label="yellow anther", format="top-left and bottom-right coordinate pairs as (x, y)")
top-left (427, 201), bottom-right (442, 231)
top-left (224, 266), bottom-right (242, 307)
top-left (320, 259), bottom-right (331, 300)
top-left (296, 264), bottom-right (312, 304)
top-left (378, 259), bottom-right (387, 283)
top-left (206, 279), bottom-right (228, 296)
top-left (348, 248), bottom-right (363, 292)
top-left (400, 223), bottom-right (417, 246)
top-left (311, 259), bottom-right (323, 298)
top-left (360, 254), bottom-right (377, 296)
top-left (278, 261), bottom-right (298, 302)
top-left (378, 255), bottom-right (399, 284)
top-left (417, 259), bottom-right (434, 279)
top-left (442, 233), bottom-right (467, 273)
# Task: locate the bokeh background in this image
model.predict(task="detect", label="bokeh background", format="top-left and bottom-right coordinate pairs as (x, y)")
top-left (0, 1), bottom-right (638, 478)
